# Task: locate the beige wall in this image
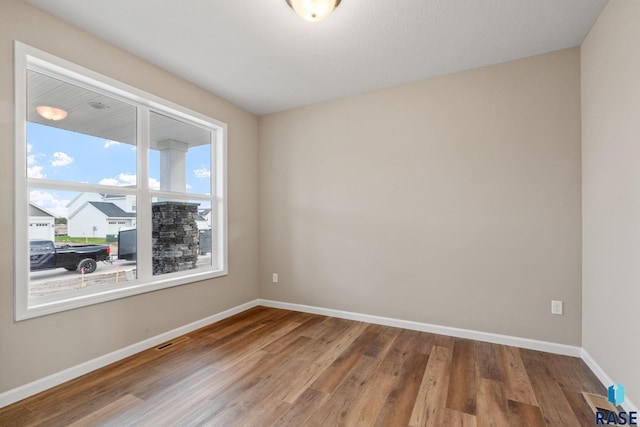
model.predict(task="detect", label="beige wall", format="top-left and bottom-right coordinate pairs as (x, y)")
top-left (582, 0), bottom-right (640, 407)
top-left (3, 0), bottom-right (610, 402)
top-left (259, 48), bottom-right (582, 345)
top-left (0, 0), bottom-right (259, 393)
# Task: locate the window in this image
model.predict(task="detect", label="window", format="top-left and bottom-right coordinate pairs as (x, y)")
top-left (14, 42), bottom-right (227, 320)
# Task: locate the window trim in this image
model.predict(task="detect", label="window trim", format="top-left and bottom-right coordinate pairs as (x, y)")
top-left (14, 41), bottom-right (228, 321)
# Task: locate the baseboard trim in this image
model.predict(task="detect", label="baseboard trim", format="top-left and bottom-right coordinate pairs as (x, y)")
top-left (258, 299), bottom-right (582, 357)
top-left (0, 299), bottom-right (260, 409)
top-left (581, 348), bottom-right (638, 414)
top-left (2, 298), bottom-right (634, 415)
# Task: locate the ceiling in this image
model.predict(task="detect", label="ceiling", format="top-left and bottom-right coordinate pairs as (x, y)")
top-left (28, 0), bottom-right (608, 116)
top-left (28, 71), bottom-right (211, 149)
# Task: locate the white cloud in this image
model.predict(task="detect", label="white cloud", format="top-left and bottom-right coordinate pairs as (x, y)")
top-left (29, 190), bottom-right (70, 217)
top-left (51, 152), bottom-right (74, 167)
top-left (104, 140), bottom-right (121, 149)
top-left (117, 173), bottom-right (137, 186)
top-left (99, 173), bottom-right (160, 190)
top-left (194, 168), bottom-right (211, 179)
top-left (26, 144), bottom-right (45, 176)
top-left (99, 173), bottom-right (135, 186)
top-left (27, 165), bottom-right (45, 179)
top-left (98, 177), bottom-right (120, 186)
top-left (26, 144), bottom-right (42, 167)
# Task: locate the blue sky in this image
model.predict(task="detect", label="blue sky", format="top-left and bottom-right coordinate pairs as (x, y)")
top-left (28, 123), bottom-right (211, 217)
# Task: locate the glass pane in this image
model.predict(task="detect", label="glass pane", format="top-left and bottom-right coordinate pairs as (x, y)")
top-left (151, 199), bottom-right (213, 276)
top-left (29, 188), bottom-right (137, 297)
top-left (149, 111), bottom-right (212, 195)
top-left (27, 71), bottom-right (137, 185)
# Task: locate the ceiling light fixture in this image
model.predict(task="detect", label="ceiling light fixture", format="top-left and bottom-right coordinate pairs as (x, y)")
top-left (36, 106), bottom-right (68, 121)
top-left (88, 101), bottom-right (110, 110)
top-left (286, 0), bottom-right (341, 22)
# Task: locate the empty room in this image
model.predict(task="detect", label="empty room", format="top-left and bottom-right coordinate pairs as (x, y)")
top-left (0, 0), bottom-right (638, 425)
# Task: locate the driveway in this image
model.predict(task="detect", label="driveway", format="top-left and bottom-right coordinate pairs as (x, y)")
top-left (29, 254), bottom-right (212, 297)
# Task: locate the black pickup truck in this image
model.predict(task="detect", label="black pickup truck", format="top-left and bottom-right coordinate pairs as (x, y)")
top-left (30, 240), bottom-right (111, 274)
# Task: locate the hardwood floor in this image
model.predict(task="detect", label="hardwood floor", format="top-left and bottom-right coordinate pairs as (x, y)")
top-left (0, 306), bottom-right (605, 426)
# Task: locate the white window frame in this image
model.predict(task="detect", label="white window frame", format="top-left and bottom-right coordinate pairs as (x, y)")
top-left (14, 42), bottom-right (228, 320)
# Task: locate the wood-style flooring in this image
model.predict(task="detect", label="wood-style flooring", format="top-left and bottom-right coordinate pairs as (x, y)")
top-left (0, 306), bottom-right (606, 426)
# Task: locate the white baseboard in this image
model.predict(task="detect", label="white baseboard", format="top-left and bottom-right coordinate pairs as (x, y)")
top-left (0, 299), bottom-right (260, 409)
top-left (581, 348), bottom-right (638, 414)
top-left (258, 299), bottom-right (582, 357)
top-left (262, 299), bottom-right (640, 414)
top-left (2, 298), bottom-right (635, 416)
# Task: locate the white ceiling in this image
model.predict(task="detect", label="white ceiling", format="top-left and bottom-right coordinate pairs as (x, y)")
top-left (29, 0), bottom-right (608, 116)
top-left (28, 71), bottom-right (210, 149)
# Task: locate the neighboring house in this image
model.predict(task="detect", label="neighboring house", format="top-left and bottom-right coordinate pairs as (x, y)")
top-left (103, 193), bottom-right (137, 213)
top-left (66, 192), bottom-right (103, 218)
top-left (66, 192), bottom-right (208, 238)
top-left (67, 192), bottom-right (136, 218)
top-left (195, 213), bottom-right (210, 231)
top-left (28, 203), bottom-right (56, 241)
top-left (199, 208), bottom-right (212, 229)
top-left (67, 201), bottom-right (136, 238)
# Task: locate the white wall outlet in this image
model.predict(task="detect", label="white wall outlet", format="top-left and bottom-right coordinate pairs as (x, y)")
top-left (272, 273), bottom-right (278, 283)
top-left (551, 300), bottom-right (563, 315)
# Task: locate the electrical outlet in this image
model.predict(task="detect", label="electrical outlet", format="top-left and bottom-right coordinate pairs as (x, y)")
top-left (551, 300), bottom-right (563, 315)
top-left (272, 273), bottom-right (278, 283)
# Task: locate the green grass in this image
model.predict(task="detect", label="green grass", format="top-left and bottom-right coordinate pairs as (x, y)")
top-left (55, 236), bottom-right (107, 245)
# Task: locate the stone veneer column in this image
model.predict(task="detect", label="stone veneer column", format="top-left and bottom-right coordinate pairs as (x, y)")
top-left (152, 201), bottom-right (200, 275)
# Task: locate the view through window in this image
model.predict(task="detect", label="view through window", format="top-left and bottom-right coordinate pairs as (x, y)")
top-left (16, 43), bottom-right (227, 320)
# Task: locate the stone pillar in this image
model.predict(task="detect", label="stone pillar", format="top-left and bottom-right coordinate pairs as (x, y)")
top-left (152, 201), bottom-right (200, 275)
top-left (157, 139), bottom-right (188, 192)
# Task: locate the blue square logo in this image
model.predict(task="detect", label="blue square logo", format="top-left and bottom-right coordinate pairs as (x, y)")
top-left (608, 382), bottom-right (625, 406)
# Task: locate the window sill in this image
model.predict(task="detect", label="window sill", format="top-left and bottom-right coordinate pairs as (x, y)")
top-left (17, 268), bottom-right (228, 321)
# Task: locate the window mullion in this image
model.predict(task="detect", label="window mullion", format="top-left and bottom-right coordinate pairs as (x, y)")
top-left (211, 128), bottom-right (221, 271)
top-left (136, 107), bottom-right (153, 283)
top-left (215, 126), bottom-right (228, 273)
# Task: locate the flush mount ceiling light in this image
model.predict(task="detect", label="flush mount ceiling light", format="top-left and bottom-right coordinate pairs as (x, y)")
top-left (36, 106), bottom-right (68, 121)
top-left (286, 0), bottom-right (341, 22)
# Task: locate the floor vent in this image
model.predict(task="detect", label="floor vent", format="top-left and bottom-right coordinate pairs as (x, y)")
top-left (155, 336), bottom-right (190, 351)
top-left (583, 392), bottom-right (619, 418)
